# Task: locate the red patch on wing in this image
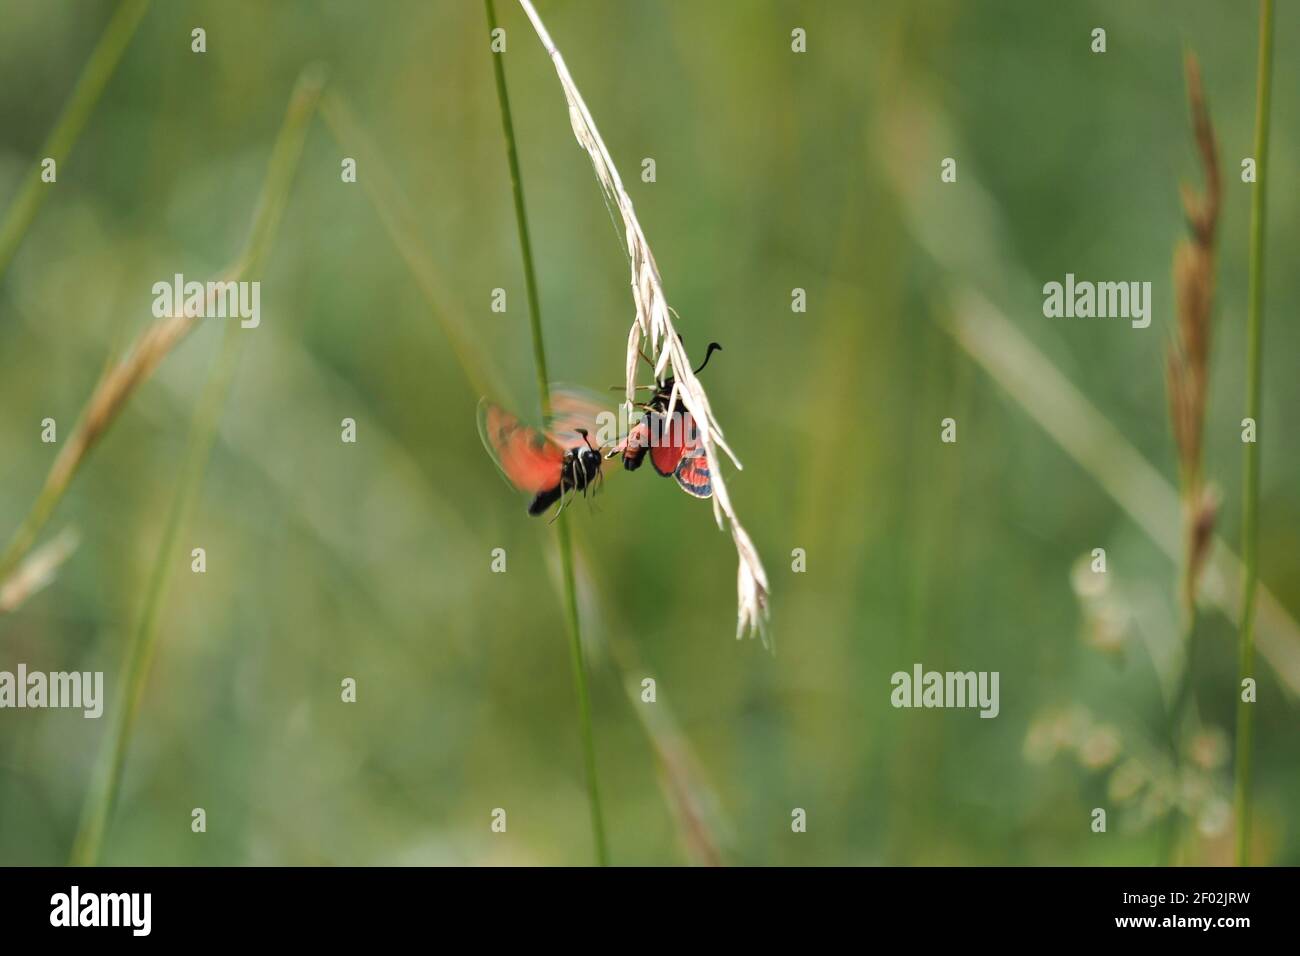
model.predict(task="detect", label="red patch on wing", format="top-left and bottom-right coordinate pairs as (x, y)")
top-left (649, 411), bottom-right (696, 476)
top-left (673, 448), bottom-right (712, 498)
top-left (479, 402), bottom-right (564, 494)
top-left (656, 411), bottom-right (711, 498)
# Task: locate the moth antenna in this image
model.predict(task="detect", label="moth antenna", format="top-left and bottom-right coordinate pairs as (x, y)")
top-left (693, 342), bottom-right (722, 375)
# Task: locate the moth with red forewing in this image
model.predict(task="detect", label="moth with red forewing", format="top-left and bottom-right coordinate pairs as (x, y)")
top-left (477, 398), bottom-right (606, 518)
top-left (611, 341), bottom-right (721, 499)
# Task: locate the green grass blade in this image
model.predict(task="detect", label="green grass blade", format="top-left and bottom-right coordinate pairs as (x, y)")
top-left (0, 0), bottom-right (151, 281)
top-left (944, 289), bottom-right (1300, 699)
top-left (484, 0), bottom-right (609, 866)
top-left (69, 323), bottom-right (240, 866)
top-left (1235, 0), bottom-right (1275, 868)
top-left (69, 70), bottom-right (324, 865)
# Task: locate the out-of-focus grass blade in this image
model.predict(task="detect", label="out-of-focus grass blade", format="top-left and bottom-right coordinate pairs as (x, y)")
top-left (0, 0), bottom-right (151, 280)
top-left (566, 543), bottom-right (732, 866)
top-left (632, 680), bottom-right (730, 866)
top-left (946, 288), bottom-right (1300, 699)
top-left (319, 92), bottom-right (501, 403)
top-left (0, 527), bottom-right (79, 613)
top-left (0, 67), bottom-right (327, 596)
top-left (69, 68), bottom-right (325, 866)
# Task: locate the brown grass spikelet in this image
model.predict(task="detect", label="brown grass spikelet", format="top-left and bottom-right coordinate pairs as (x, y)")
top-left (0, 69), bottom-right (324, 597)
top-left (0, 309), bottom-right (201, 591)
top-left (1166, 52), bottom-right (1221, 605)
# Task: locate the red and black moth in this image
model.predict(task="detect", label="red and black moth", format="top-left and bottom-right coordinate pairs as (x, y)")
top-left (477, 398), bottom-right (605, 518)
top-left (611, 341), bottom-right (722, 499)
top-left (478, 341), bottom-right (722, 515)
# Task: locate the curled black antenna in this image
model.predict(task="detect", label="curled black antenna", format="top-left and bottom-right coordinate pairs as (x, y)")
top-left (576, 427), bottom-right (597, 452)
top-left (693, 342), bottom-right (723, 375)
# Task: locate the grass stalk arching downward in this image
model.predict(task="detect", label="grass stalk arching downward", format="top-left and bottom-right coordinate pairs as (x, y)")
top-left (69, 70), bottom-right (324, 865)
top-left (1235, 0), bottom-right (1274, 868)
top-left (484, 0), bottom-right (609, 866)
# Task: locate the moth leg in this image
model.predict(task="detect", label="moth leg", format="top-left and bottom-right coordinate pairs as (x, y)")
top-left (547, 461), bottom-right (572, 525)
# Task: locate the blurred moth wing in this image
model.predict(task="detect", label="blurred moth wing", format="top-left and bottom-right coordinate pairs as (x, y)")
top-left (546, 383), bottom-right (624, 453)
top-left (476, 398), bottom-right (566, 495)
top-left (477, 394), bottom-right (611, 517)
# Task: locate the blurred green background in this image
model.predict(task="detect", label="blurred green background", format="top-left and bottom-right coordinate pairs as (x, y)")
top-left (0, 0), bottom-right (1296, 865)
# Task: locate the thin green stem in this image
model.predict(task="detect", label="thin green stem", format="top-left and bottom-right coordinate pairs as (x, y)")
top-left (68, 70), bottom-right (323, 865)
top-left (555, 518), bottom-right (607, 864)
top-left (1235, 0), bottom-right (1273, 868)
top-left (1164, 589), bottom-right (1197, 866)
top-left (0, 0), bottom-right (151, 281)
top-left (484, 0), bottom-right (608, 866)
top-left (485, 0), bottom-right (551, 411)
